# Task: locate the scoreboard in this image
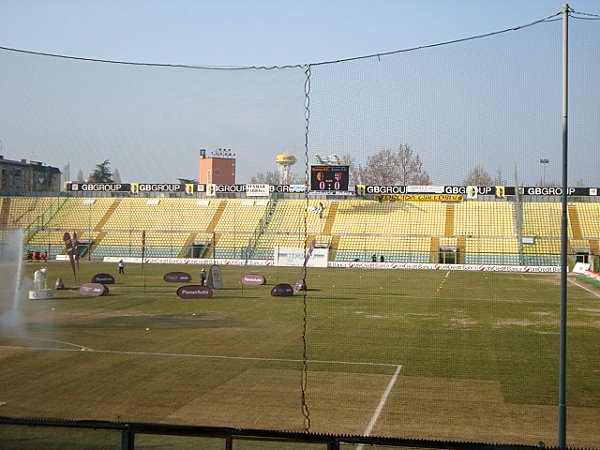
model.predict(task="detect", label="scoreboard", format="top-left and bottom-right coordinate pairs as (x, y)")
top-left (310, 165), bottom-right (349, 191)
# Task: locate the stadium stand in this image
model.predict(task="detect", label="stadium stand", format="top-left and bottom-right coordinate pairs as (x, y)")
top-left (327, 200), bottom-right (447, 262)
top-left (334, 235), bottom-right (431, 263)
top-left (464, 238), bottom-right (520, 265)
top-left (521, 202), bottom-right (564, 238)
top-left (244, 199), bottom-right (331, 260)
top-left (102, 197), bottom-right (221, 231)
top-left (454, 201), bottom-right (519, 264)
top-left (454, 201), bottom-right (516, 237)
top-left (211, 199), bottom-right (270, 258)
top-left (330, 200), bottom-right (446, 236)
top-left (43, 197), bottom-right (114, 230)
top-left (4, 196), bottom-right (56, 229)
top-left (520, 202), bottom-right (565, 265)
top-left (574, 202), bottom-right (600, 238)
top-left (1, 194), bottom-right (598, 267)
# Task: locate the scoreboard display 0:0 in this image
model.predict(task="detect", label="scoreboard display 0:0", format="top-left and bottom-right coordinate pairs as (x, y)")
top-left (310, 165), bottom-right (350, 191)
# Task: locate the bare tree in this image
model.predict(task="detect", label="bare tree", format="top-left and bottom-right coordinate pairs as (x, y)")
top-left (463, 165), bottom-right (493, 185)
top-left (360, 144), bottom-right (430, 185)
top-left (537, 179), bottom-right (560, 187)
top-left (113, 169), bottom-right (122, 184)
top-left (493, 168), bottom-right (506, 185)
top-left (340, 153), bottom-right (362, 186)
top-left (76, 169), bottom-right (84, 182)
top-left (362, 148), bottom-right (400, 185)
top-left (250, 170), bottom-right (282, 185)
top-left (398, 145), bottom-right (430, 185)
top-left (250, 169), bottom-right (304, 184)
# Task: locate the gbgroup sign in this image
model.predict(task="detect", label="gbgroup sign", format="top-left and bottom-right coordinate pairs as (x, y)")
top-left (67, 182), bottom-right (599, 197)
top-left (68, 183), bottom-right (127, 192)
top-left (130, 183), bottom-right (183, 194)
top-left (66, 182), bottom-right (204, 193)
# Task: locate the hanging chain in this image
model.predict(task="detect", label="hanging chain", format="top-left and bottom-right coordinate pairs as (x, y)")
top-left (300, 64), bottom-right (312, 432)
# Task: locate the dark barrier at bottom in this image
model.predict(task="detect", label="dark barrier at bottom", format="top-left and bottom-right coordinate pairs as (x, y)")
top-left (0, 416), bottom-right (567, 450)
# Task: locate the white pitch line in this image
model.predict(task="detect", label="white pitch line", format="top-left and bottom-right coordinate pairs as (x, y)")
top-left (91, 349), bottom-right (400, 368)
top-left (357, 364), bottom-right (402, 449)
top-left (0, 344), bottom-right (399, 368)
top-left (18, 336), bottom-right (93, 351)
top-left (569, 278), bottom-right (600, 298)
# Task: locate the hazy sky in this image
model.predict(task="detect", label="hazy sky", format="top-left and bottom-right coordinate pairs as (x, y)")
top-left (0, 1), bottom-right (598, 186)
top-left (0, 1), bottom-right (588, 67)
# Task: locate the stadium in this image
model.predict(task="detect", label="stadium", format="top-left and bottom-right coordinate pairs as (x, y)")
top-left (3, 184), bottom-right (600, 269)
top-left (1, 5), bottom-right (599, 450)
top-left (1, 184), bottom-right (599, 449)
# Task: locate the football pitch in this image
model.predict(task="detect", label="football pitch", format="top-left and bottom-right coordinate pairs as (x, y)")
top-left (0, 261), bottom-right (599, 448)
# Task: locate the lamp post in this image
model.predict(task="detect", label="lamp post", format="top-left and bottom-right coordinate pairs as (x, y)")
top-left (540, 158), bottom-right (550, 185)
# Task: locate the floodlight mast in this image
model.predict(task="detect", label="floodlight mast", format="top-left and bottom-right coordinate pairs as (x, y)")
top-left (558, 4), bottom-right (568, 450)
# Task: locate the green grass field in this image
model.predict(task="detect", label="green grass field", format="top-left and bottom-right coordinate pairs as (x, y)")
top-left (0, 261), bottom-right (599, 449)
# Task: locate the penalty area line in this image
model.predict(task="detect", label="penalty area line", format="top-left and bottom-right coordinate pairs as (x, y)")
top-left (357, 364), bottom-right (402, 449)
top-left (91, 349), bottom-right (400, 368)
top-left (20, 336), bottom-right (92, 351)
top-left (0, 344), bottom-right (399, 368)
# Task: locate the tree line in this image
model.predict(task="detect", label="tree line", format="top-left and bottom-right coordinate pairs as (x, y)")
top-left (251, 144), bottom-right (506, 186)
top-left (82, 146), bottom-right (566, 187)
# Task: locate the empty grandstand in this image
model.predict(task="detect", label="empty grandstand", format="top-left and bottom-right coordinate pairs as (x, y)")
top-left (3, 185), bottom-right (598, 270)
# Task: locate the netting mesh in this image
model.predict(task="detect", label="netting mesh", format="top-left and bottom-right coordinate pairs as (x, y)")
top-left (0, 10), bottom-right (599, 449)
top-left (309, 18), bottom-right (564, 186)
top-left (0, 52), bottom-right (307, 184)
top-left (570, 16), bottom-right (600, 182)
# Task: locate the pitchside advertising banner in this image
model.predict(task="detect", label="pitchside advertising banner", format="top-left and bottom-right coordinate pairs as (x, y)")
top-left (96, 256), bottom-right (560, 273)
top-left (206, 184), bottom-right (306, 196)
top-left (273, 247), bottom-right (329, 268)
top-left (355, 185), bottom-right (599, 197)
top-left (67, 182), bottom-right (197, 193)
top-left (245, 184), bottom-right (270, 197)
top-left (375, 194), bottom-right (464, 202)
top-left (66, 183), bottom-right (599, 197)
top-left (329, 261), bottom-right (561, 273)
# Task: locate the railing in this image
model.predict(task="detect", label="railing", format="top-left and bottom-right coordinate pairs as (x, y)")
top-left (23, 194), bottom-right (68, 240)
top-left (0, 416), bottom-right (572, 450)
top-left (247, 196), bottom-right (277, 259)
